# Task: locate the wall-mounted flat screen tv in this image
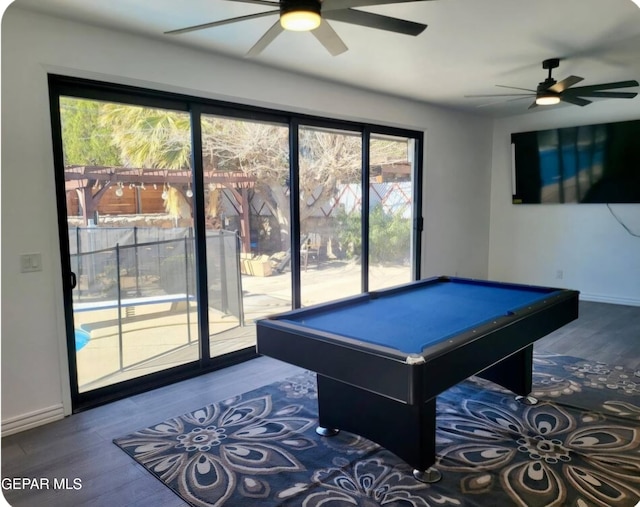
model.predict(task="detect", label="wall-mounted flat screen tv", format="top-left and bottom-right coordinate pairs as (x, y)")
top-left (511, 119), bottom-right (640, 204)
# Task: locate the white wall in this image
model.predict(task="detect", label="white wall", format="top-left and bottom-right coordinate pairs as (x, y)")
top-left (1, 7), bottom-right (493, 433)
top-left (489, 102), bottom-right (640, 305)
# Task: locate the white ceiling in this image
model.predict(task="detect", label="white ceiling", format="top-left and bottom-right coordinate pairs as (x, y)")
top-left (11, 0), bottom-right (640, 117)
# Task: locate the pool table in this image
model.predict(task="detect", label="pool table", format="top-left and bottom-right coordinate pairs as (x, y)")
top-left (256, 276), bottom-right (579, 481)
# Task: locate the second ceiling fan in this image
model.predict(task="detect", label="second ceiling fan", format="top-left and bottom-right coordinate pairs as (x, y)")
top-left (165, 0), bottom-right (430, 57)
top-left (466, 58), bottom-right (639, 110)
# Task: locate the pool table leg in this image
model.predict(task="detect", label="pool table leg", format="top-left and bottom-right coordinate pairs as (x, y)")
top-left (476, 344), bottom-right (537, 401)
top-left (315, 374), bottom-right (441, 482)
top-left (515, 395), bottom-right (539, 405)
top-left (315, 426), bottom-right (339, 436)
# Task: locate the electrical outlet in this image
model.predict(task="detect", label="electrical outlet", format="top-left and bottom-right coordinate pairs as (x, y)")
top-left (555, 269), bottom-right (564, 280)
top-left (20, 253), bottom-right (42, 273)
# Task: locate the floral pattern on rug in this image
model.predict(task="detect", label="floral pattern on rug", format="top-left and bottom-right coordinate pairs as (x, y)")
top-left (114, 357), bottom-right (640, 507)
top-left (280, 456), bottom-right (465, 507)
top-left (566, 360), bottom-right (640, 396)
top-left (436, 386), bottom-right (640, 507)
top-left (115, 373), bottom-right (321, 506)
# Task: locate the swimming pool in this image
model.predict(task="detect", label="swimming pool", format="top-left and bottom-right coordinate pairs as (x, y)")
top-left (75, 328), bottom-right (90, 351)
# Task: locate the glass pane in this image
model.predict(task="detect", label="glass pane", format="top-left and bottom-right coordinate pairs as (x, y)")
top-left (200, 115), bottom-right (291, 357)
top-left (61, 97), bottom-right (198, 392)
top-left (368, 134), bottom-right (415, 291)
top-left (299, 126), bottom-right (362, 306)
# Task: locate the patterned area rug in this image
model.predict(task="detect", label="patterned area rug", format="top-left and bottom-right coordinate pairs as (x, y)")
top-left (114, 354), bottom-right (640, 506)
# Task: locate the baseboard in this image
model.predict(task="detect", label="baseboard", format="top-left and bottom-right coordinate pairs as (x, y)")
top-left (2, 404), bottom-right (65, 437)
top-left (580, 293), bottom-right (640, 307)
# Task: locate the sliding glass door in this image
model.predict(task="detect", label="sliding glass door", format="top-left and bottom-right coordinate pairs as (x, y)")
top-left (368, 134), bottom-right (418, 291)
top-left (50, 75), bottom-right (422, 411)
top-left (60, 97), bottom-right (199, 393)
top-left (199, 113), bottom-right (291, 356)
top-left (298, 126), bottom-right (363, 306)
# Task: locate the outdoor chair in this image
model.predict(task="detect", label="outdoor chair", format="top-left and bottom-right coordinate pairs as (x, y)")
top-left (301, 233), bottom-right (322, 271)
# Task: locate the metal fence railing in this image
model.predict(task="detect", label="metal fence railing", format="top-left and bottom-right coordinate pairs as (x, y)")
top-left (71, 229), bottom-right (243, 373)
top-left (70, 228), bottom-right (241, 313)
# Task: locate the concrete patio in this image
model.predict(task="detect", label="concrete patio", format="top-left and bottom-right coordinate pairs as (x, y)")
top-left (74, 260), bottom-right (411, 391)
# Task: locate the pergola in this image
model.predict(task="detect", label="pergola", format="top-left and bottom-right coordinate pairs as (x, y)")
top-left (65, 165), bottom-right (257, 252)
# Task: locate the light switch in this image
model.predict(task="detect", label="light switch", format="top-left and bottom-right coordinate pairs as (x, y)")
top-left (20, 253), bottom-right (42, 273)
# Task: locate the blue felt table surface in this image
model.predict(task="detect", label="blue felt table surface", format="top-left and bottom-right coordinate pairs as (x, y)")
top-left (282, 281), bottom-right (559, 354)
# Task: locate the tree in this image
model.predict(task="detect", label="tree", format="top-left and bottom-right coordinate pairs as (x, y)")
top-left (60, 97), bottom-right (121, 166)
top-left (60, 101), bottom-right (411, 250)
top-left (199, 120), bottom-right (408, 233)
top-left (200, 118), bottom-right (291, 239)
top-left (99, 104), bottom-right (192, 169)
top-left (336, 204), bottom-right (411, 264)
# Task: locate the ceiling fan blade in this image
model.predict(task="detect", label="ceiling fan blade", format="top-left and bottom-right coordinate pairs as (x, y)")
top-left (548, 75), bottom-right (583, 93)
top-left (569, 91), bottom-right (638, 99)
top-left (312, 20), bottom-right (349, 55)
top-left (225, 0), bottom-right (278, 5)
top-left (560, 95), bottom-right (591, 107)
top-left (474, 96), bottom-right (532, 108)
top-left (495, 85), bottom-right (537, 93)
top-left (562, 80), bottom-right (639, 94)
top-left (165, 10), bottom-right (278, 35)
top-left (323, 9), bottom-right (426, 36)
top-left (323, 0), bottom-right (432, 11)
top-left (465, 93), bottom-right (534, 98)
top-left (246, 21), bottom-right (284, 57)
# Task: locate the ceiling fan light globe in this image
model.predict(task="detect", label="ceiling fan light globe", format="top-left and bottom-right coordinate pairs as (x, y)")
top-left (536, 95), bottom-right (561, 106)
top-left (280, 10), bottom-right (321, 31)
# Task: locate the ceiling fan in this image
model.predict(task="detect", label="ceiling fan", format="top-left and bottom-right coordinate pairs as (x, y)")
top-left (164, 0), bottom-right (430, 57)
top-left (466, 58), bottom-right (639, 109)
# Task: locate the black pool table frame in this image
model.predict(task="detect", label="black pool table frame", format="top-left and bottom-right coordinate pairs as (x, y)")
top-left (256, 276), bottom-right (579, 480)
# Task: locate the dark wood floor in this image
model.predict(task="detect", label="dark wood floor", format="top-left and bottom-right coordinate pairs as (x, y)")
top-left (535, 300), bottom-right (640, 369)
top-left (2, 301), bottom-right (639, 506)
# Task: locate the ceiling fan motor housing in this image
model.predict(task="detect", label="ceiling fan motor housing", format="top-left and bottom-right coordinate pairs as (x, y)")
top-left (538, 78), bottom-right (557, 93)
top-left (280, 0), bottom-right (322, 17)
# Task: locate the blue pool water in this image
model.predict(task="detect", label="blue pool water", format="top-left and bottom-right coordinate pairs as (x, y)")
top-left (75, 328), bottom-right (90, 351)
